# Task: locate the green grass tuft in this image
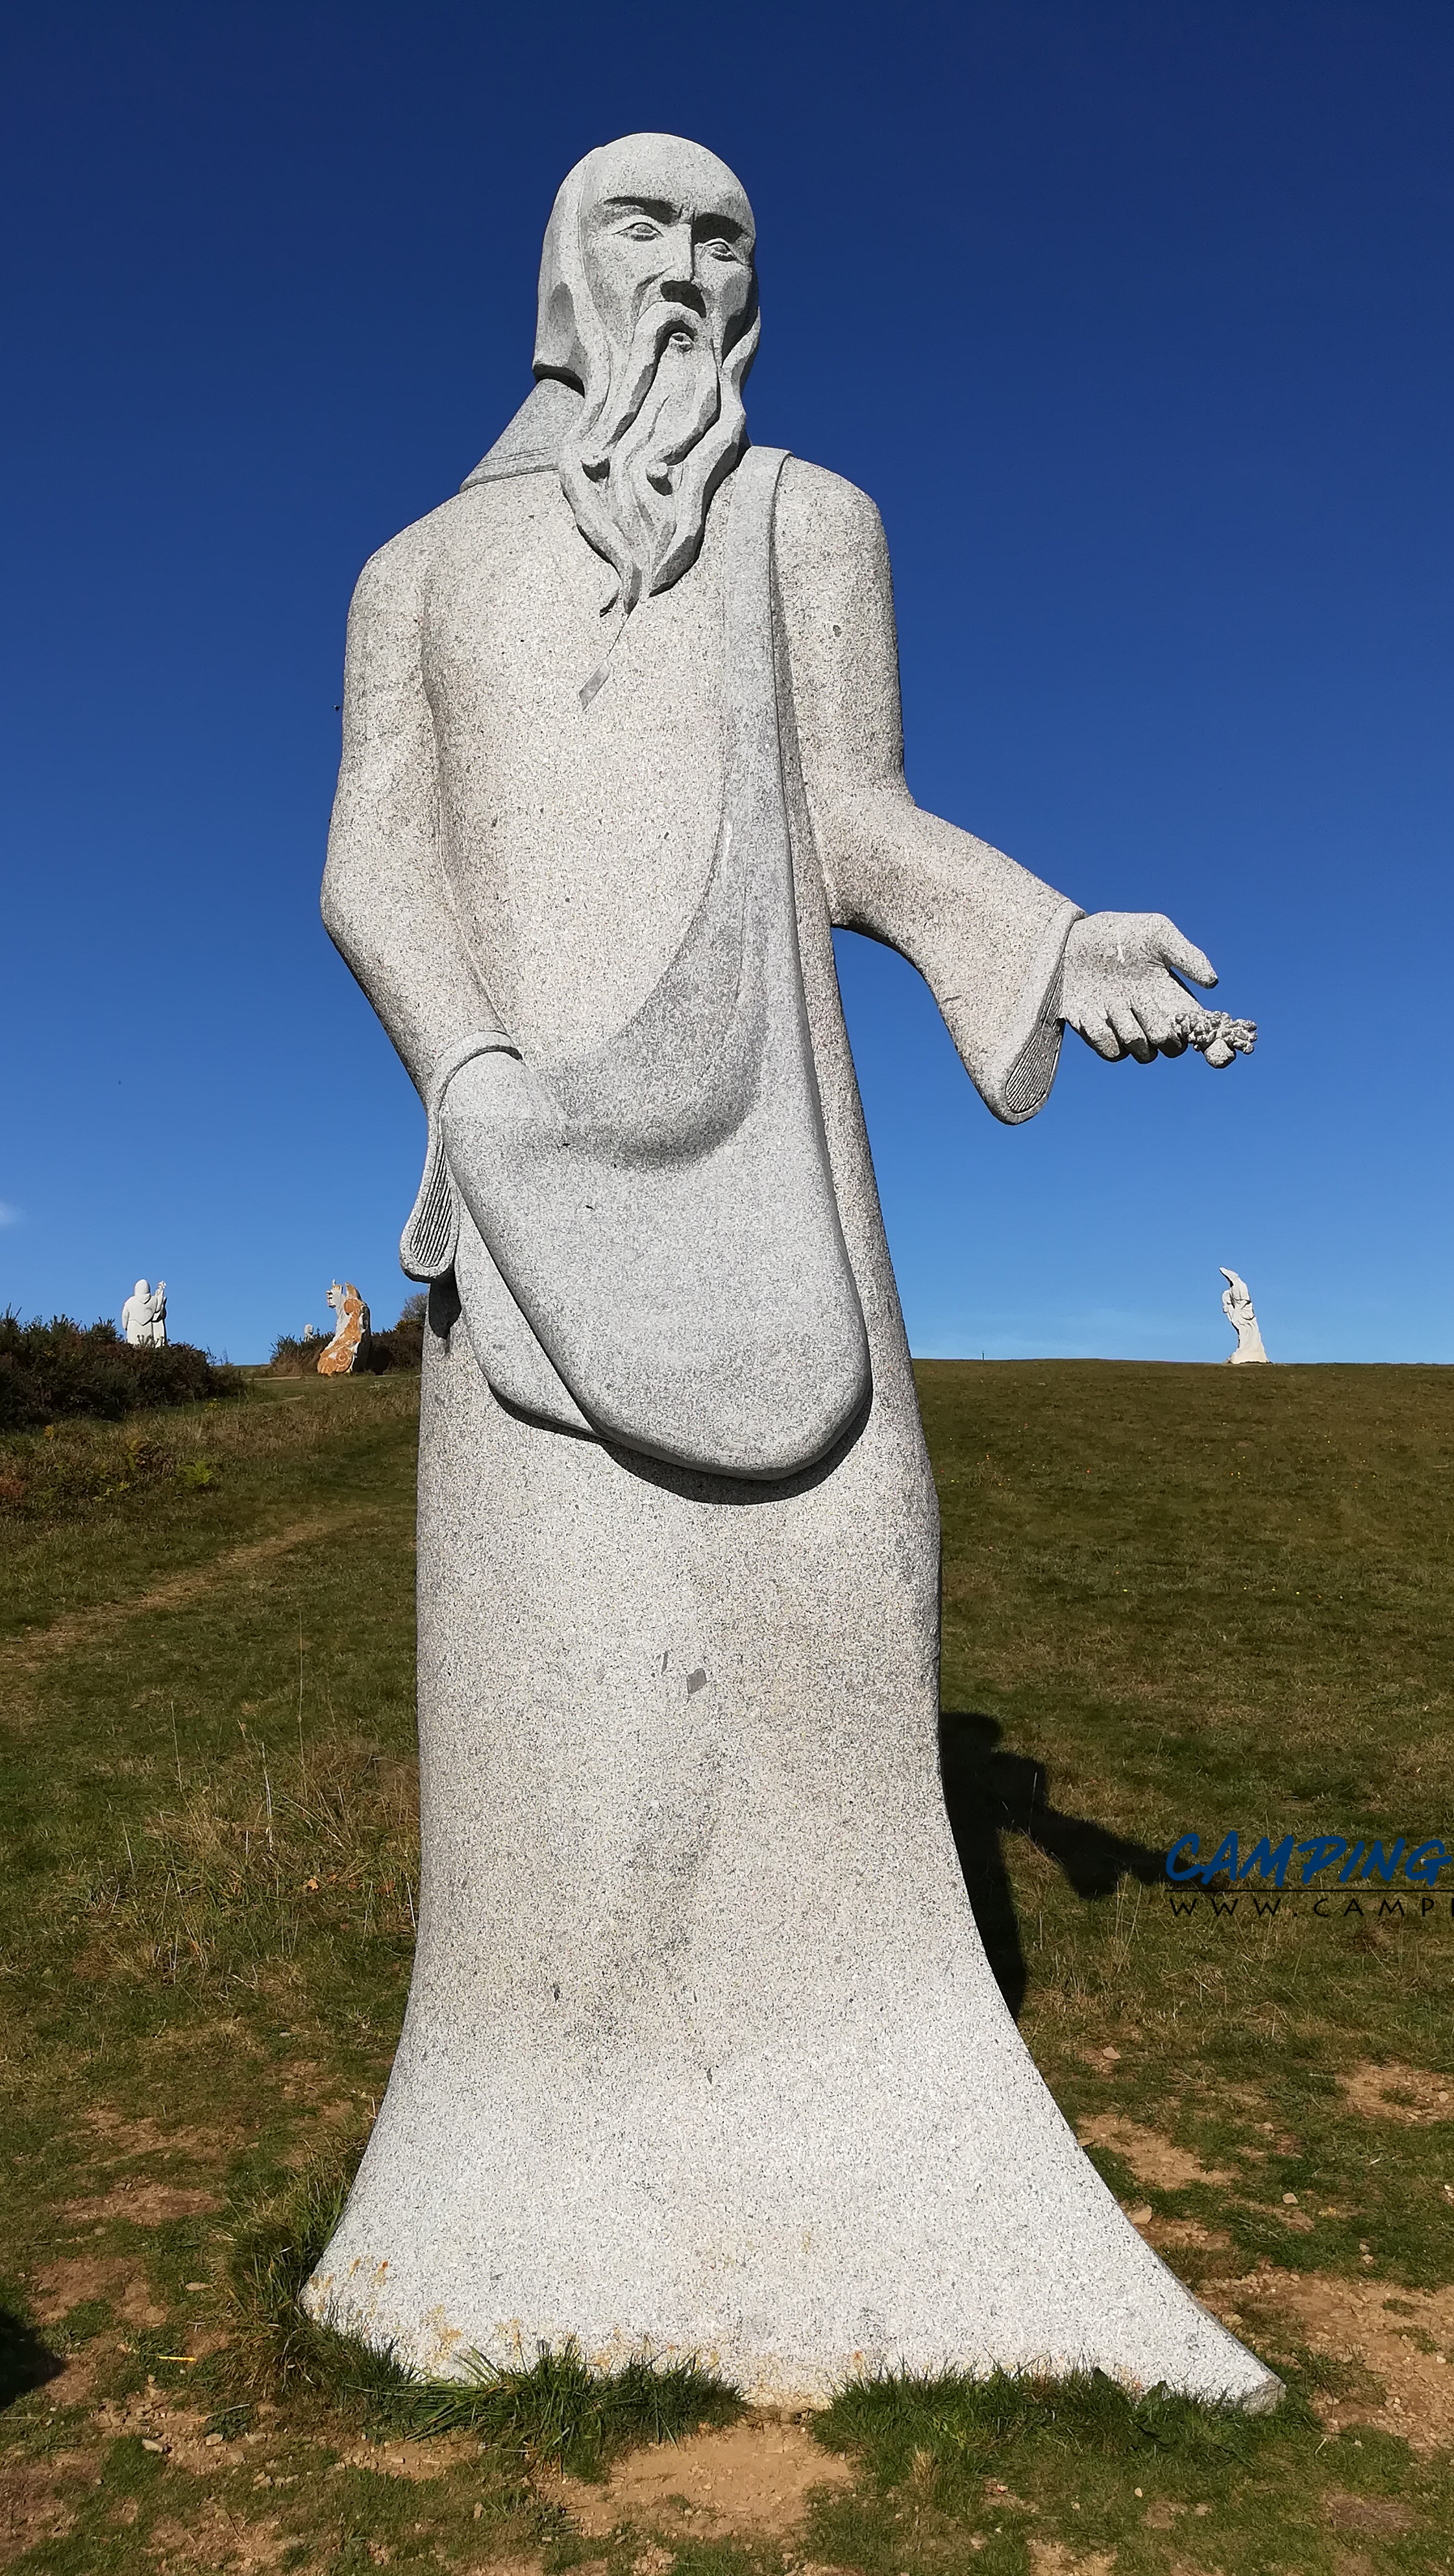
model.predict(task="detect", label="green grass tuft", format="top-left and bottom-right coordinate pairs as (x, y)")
top-left (816, 2363), bottom-right (1305, 2484)
top-left (225, 2148), bottom-right (743, 2473)
top-left (403, 2342), bottom-right (746, 2477)
top-left (225, 2151), bottom-right (382, 2395)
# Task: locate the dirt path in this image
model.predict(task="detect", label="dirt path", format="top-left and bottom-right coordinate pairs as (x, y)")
top-left (0, 1509), bottom-right (381, 1677)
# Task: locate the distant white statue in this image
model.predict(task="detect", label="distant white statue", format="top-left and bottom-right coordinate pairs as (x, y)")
top-left (1221, 1266), bottom-right (1268, 1363)
top-left (121, 1279), bottom-right (167, 1348)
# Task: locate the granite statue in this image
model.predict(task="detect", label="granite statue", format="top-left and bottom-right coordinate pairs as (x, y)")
top-left (304, 134), bottom-right (1272, 2409)
top-left (1221, 1267), bottom-right (1269, 1364)
top-left (317, 1280), bottom-right (371, 1376)
top-left (121, 1279), bottom-right (166, 1348)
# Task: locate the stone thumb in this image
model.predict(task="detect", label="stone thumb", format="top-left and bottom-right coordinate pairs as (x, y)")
top-left (1159, 923), bottom-right (1217, 988)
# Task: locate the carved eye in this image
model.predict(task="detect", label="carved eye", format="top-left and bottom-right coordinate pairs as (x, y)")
top-left (619, 220), bottom-right (661, 242)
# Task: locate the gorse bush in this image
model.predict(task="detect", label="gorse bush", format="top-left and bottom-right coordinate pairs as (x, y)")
top-left (0, 1423), bottom-right (197, 1518)
top-left (268, 1329), bottom-right (329, 1375)
top-left (367, 1290), bottom-right (427, 1374)
top-left (0, 1311), bottom-right (244, 1431)
top-left (0, 1368), bottom-right (417, 1520)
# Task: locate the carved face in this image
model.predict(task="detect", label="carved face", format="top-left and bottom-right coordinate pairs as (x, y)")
top-left (539, 136), bottom-right (759, 615)
top-left (578, 153), bottom-right (755, 364)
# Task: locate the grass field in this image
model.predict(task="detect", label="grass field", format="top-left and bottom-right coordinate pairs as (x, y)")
top-left (1, 1361), bottom-right (1451, 2573)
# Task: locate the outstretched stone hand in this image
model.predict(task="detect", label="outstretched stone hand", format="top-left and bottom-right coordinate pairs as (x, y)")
top-left (1061, 911), bottom-right (1253, 1066)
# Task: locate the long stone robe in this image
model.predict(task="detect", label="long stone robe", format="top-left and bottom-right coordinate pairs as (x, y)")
top-left (305, 408), bottom-right (1274, 2408)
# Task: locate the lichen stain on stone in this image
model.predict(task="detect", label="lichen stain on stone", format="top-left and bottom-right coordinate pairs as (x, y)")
top-left (417, 2305), bottom-right (466, 2368)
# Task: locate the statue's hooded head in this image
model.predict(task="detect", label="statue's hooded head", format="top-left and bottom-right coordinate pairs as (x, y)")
top-left (533, 134), bottom-right (759, 613)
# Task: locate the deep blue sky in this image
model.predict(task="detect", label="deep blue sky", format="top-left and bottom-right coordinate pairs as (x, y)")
top-left (3, 2), bottom-right (1449, 1361)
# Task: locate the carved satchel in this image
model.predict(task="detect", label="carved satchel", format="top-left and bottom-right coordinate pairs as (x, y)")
top-left (399, 445), bottom-right (870, 1482)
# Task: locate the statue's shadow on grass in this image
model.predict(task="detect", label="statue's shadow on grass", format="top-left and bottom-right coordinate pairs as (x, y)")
top-left (940, 1713), bottom-right (1166, 2022)
top-left (0, 2307), bottom-right (64, 2413)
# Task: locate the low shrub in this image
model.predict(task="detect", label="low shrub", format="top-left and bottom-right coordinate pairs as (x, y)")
top-left (0, 1425), bottom-right (188, 1518)
top-left (0, 1311), bottom-right (245, 1432)
top-left (0, 1368), bottom-right (418, 1521)
top-left (367, 1290), bottom-right (427, 1375)
top-left (269, 1330), bottom-right (326, 1376)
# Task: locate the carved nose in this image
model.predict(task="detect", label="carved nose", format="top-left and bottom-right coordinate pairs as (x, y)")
top-left (652, 223), bottom-right (696, 292)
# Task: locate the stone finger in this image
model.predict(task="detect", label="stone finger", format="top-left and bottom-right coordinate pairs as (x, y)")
top-left (1107, 999), bottom-right (1153, 1062)
top-left (1076, 1011), bottom-right (1125, 1061)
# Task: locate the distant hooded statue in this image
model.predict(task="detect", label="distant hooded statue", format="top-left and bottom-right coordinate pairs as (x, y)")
top-left (121, 1280), bottom-right (166, 1348)
top-left (1222, 1267), bottom-right (1270, 1363)
top-left (306, 134), bottom-right (1270, 2411)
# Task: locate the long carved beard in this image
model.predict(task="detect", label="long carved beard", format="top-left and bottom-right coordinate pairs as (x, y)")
top-left (560, 304), bottom-right (754, 613)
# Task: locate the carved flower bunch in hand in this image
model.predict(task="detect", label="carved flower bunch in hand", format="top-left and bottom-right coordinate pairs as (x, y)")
top-left (1061, 912), bottom-right (1254, 1067)
top-left (1177, 1009), bottom-right (1257, 1068)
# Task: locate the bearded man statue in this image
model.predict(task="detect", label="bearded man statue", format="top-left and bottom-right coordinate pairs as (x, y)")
top-left (305, 134), bottom-right (1272, 2410)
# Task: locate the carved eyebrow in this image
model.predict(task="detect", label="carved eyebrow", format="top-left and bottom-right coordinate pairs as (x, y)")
top-left (597, 195), bottom-right (750, 246)
top-left (598, 197), bottom-right (680, 225)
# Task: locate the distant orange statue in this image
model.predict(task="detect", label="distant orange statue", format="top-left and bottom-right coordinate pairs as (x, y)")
top-left (317, 1280), bottom-right (371, 1376)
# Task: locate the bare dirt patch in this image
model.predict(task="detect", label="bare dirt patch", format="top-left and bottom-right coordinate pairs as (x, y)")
top-left (85, 2109), bottom-right (222, 2164)
top-left (1138, 2217), bottom-right (1231, 2253)
top-left (93, 2392), bottom-right (223, 2464)
top-left (336, 2434), bottom-right (480, 2482)
top-left (1338, 2062), bottom-right (1453, 2125)
top-left (1324, 2491), bottom-right (1413, 2535)
top-left (32, 2254), bottom-right (166, 2328)
top-left (63, 2179), bottom-right (220, 2224)
top-left (143, 2501), bottom-right (291, 2571)
top-left (554, 2418), bottom-right (854, 2542)
top-left (1028, 2542), bottom-right (1118, 2575)
top-left (40, 2349), bottom-right (110, 2408)
top-left (0, 2458), bottom-right (79, 2562)
top-left (1205, 2268), bottom-right (1454, 2451)
top-left (1076, 2115), bottom-right (1231, 2190)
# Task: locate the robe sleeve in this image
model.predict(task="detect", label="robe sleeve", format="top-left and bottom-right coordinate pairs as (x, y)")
top-left (322, 513), bottom-right (500, 1098)
top-left (774, 461), bottom-right (1083, 1124)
